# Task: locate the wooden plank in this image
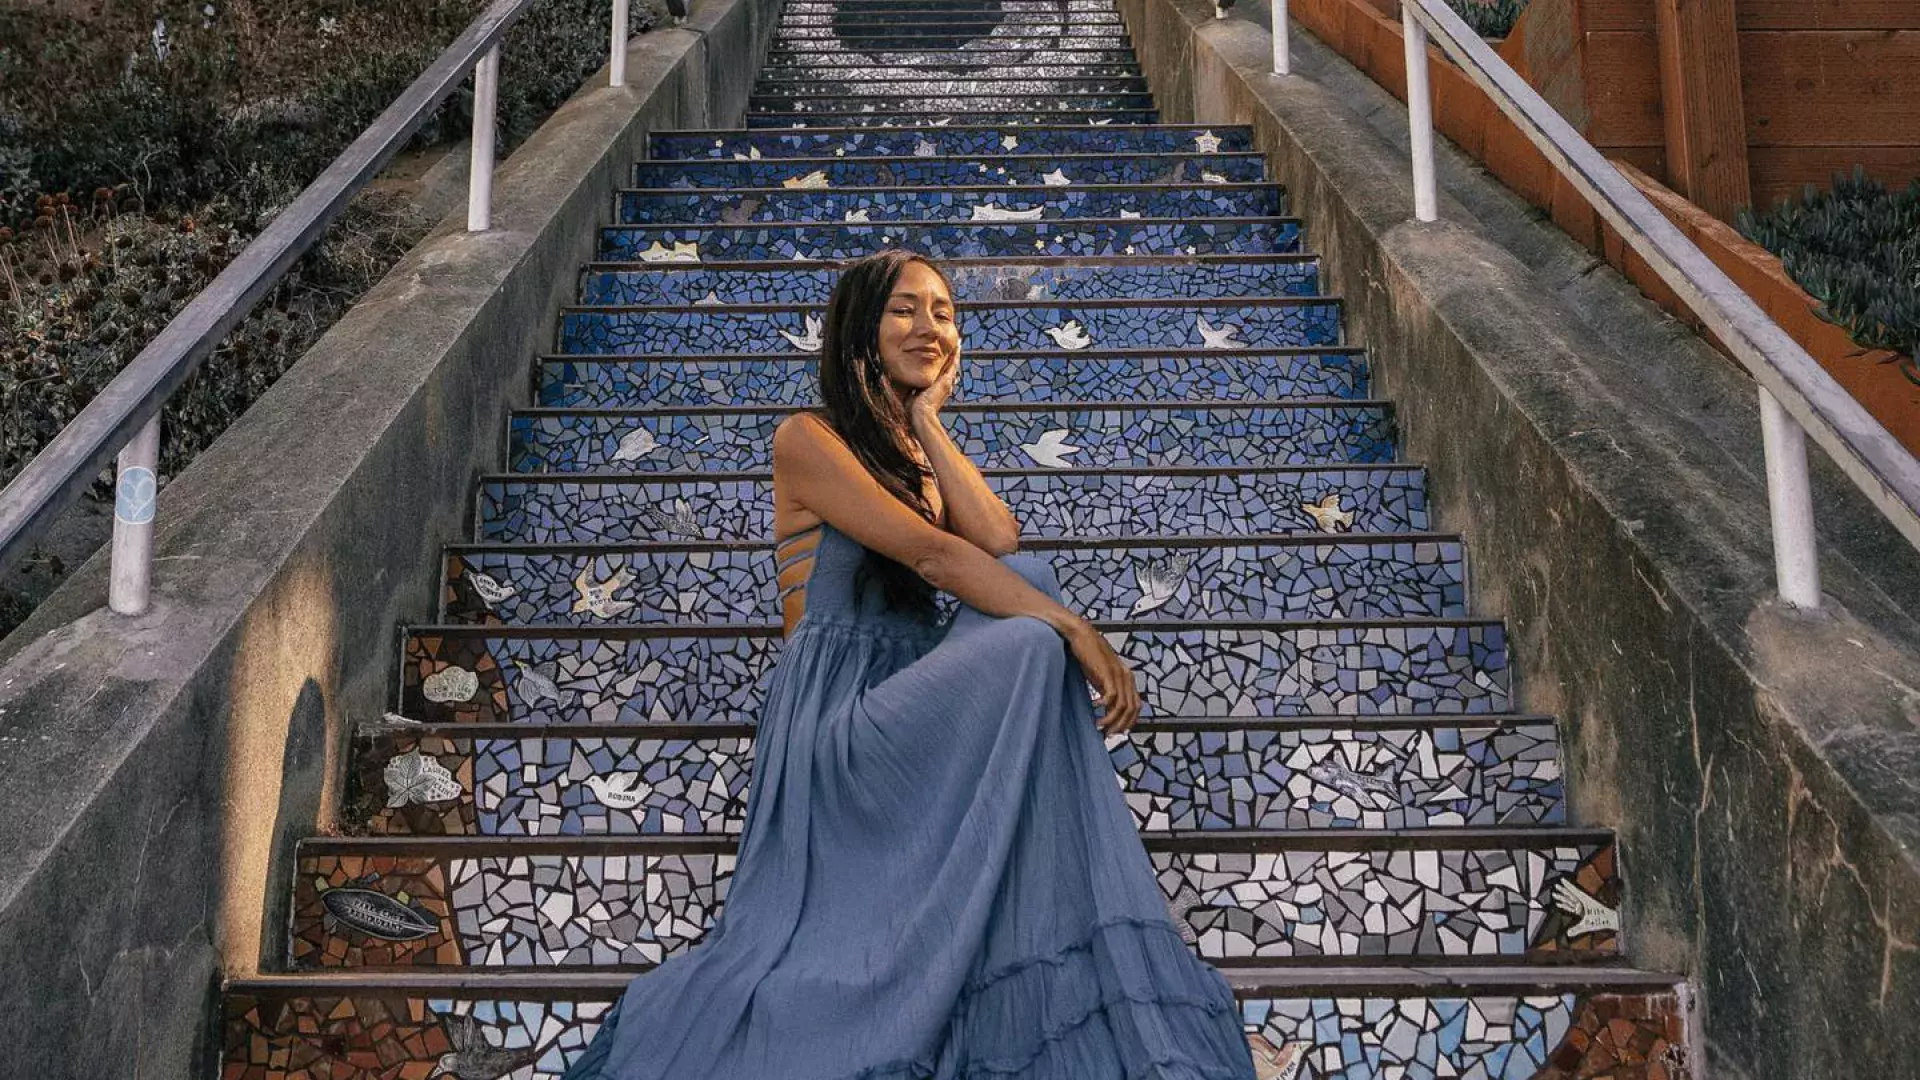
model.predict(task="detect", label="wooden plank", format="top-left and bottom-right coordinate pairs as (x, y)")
top-left (1584, 32), bottom-right (1664, 146)
top-left (1737, 0), bottom-right (1920, 30)
top-left (1610, 144), bottom-right (1669, 177)
top-left (1655, 0), bottom-right (1753, 219)
top-left (1741, 30), bottom-right (1920, 147)
top-left (1584, 0), bottom-right (1656, 32)
top-left (1748, 145), bottom-right (1920, 207)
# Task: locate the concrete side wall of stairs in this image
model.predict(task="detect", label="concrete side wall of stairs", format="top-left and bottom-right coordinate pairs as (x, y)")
top-left (0, 2), bottom-right (783, 1076)
top-left (1117, 1), bottom-right (1920, 1075)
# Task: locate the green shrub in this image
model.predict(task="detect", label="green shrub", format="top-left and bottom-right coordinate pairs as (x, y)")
top-left (1442, 0), bottom-right (1529, 38)
top-left (1739, 168), bottom-right (1920, 384)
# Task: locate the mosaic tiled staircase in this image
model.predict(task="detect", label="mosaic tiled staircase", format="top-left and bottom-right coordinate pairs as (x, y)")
top-left (222, 2), bottom-right (1693, 1077)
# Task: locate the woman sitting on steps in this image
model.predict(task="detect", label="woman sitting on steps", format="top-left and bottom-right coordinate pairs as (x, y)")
top-left (562, 249), bottom-right (1262, 1080)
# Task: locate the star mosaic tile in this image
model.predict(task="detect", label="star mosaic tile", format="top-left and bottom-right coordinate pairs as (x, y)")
top-left (474, 468), bottom-right (1433, 545)
top-left (398, 621), bottom-right (1508, 725)
top-left (505, 403), bottom-right (1393, 473)
top-left (631, 152), bottom-right (1258, 190)
top-left (749, 94), bottom-right (1159, 115)
top-left (744, 110), bottom-right (1161, 128)
top-left (650, 125), bottom-right (1252, 159)
top-left (614, 185), bottom-right (1282, 226)
top-left (598, 217), bottom-right (1298, 260)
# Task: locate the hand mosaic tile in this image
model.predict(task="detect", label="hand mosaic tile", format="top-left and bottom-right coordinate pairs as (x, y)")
top-left (614, 184), bottom-right (1284, 226)
top-left (597, 217), bottom-right (1300, 260)
top-left (398, 620), bottom-right (1509, 725)
top-left (505, 403), bottom-right (1393, 473)
top-left (474, 467), bottom-right (1434, 545)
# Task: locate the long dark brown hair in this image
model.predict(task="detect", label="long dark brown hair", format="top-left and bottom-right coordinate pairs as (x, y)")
top-left (815, 249), bottom-right (957, 616)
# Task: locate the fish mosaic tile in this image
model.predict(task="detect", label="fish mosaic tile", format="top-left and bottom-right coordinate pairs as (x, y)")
top-left (291, 832), bottom-right (1605, 968)
top-left (474, 468), bottom-right (1433, 545)
top-left (631, 152), bottom-right (1266, 189)
top-left (537, 350), bottom-right (1365, 408)
top-left (505, 403), bottom-right (1394, 473)
top-left (579, 258), bottom-right (1321, 306)
top-left (614, 184), bottom-right (1283, 226)
top-left (399, 621), bottom-right (1508, 725)
top-left (744, 110), bottom-right (1162, 128)
top-left (356, 717), bottom-right (1564, 837)
top-left (440, 537), bottom-right (1464, 626)
top-left (221, 988), bottom-right (1689, 1080)
top-left (649, 125), bottom-right (1250, 160)
top-left (557, 300), bottom-right (1339, 354)
top-left (597, 217), bottom-right (1299, 261)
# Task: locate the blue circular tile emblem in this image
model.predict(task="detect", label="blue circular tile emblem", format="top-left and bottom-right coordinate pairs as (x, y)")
top-left (115, 466), bottom-right (157, 525)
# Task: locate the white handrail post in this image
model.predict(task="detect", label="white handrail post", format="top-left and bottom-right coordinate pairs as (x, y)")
top-left (1402, 5), bottom-right (1439, 222)
top-left (467, 44), bottom-right (501, 232)
top-left (610, 0), bottom-right (630, 87)
top-left (1272, 0), bottom-right (1290, 75)
top-left (1759, 387), bottom-right (1822, 609)
top-left (108, 415), bottom-right (161, 615)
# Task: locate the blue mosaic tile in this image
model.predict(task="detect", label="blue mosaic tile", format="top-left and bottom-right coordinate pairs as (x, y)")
top-left (598, 218), bottom-right (1297, 260)
top-left (759, 59), bottom-right (1144, 80)
top-left (475, 469), bottom-right (1433, 544)
top-left (439, 539), bottom-right (1464, 626)
top-left (506, 404), bottom-right (1394, 473)
top-left (650, 125), bottom-right (1253, 160)
top-left (536, 350), bottom-right (1366, 407)
top-left (579, 258), bottom-right (1319, 305)
top-left (745, 110), bottom-right (1161, 128)
top-left (401, 620), bottom-right (1508, 724)
top-left (631, 153), bottom-right (1266, 189)
top-left (749, 94), bottom-right (1158, 116)
top-left (614, 184), bottom-right (1283, 225)
top-left (753, 77), bottom-right (1147, 100)
top-left (557, 301), bottom-right (1339, 354)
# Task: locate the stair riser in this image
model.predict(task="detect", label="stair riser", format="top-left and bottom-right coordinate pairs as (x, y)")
top-left (750, 77), bottom-right (1148, 98)
top-left (613, 186), bottom-right (1280, 226)
top-left (580, 258), bottom-right (1317, 305)
top-left (507, 405), bottom-right (1393, 473)
top-left (759, 47), bottom-right (1139, 68)
top-left (557, 302), bottom-right (1338, 355)
top-left (399, 623), bottom-right (1510, 725)
top-left (223, 988), bottom-right (1688, 1080)
top-left (750, 94), bottom-right (1155, 113)
top-left (538, 352), bottom-right (1364, 407)
top-left (288, 840), bottom-right (1616, 969)
top-left (745, 111), bottom-right (1160, 127)
top-left (357, 720), bottom-right (1564, 837)
top-left (599, 219), bottom-right (1298, 260)
top-left (758, 63), bottom-right (1143, 80)
top-left (439, 540), bottom-right (1467, 626)
top-left (769, 30), bottom-right (1132, 44)
top-left (776, 11), bottom-right (1125, 23)
top-left (630, 154), bottom-right (1264, 189)
top-left (476, 469), bottom-right (1432, 544)
top-left (650, 126), bottom-right (1248, 159)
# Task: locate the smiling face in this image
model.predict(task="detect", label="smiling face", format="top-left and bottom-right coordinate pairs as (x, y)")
top-left (875, 259), bottom-right (960, 394)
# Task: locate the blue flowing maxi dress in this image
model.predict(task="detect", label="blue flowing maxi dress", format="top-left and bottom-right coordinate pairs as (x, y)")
top-left (563, 521), bottom-right (1260, 1080)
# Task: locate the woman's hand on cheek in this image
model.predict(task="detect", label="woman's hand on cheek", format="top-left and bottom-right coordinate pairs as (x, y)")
top-left (910, 352), bottom-right (959, 423)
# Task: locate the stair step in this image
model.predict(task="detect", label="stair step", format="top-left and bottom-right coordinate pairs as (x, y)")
top-left (768, 30), bottom-right (1133, 44)
top-left (649, 124), bottom-right (1250, 159)
top-left (506, 401), bottom-right (1393, 473)
top-left (287, 829), bottom-right (1617, 970)
top-left (759, 45), bottom-right (1140, 66)
top-left (745, 110), bottom-right (1161, 128)
top-left (613, 183), bottom-right (1282, 226)
top-left (757, 65), bottom-right (1145, 83)
top-left (537, 347), bottom-right (1364, 407)
top-left (580, 254), bottom-right (1317, 306)
top-left (599, 216), bottom-right (1300, 260)
top-left (436, 534), bottom-right (1467, 626)
top-left (751, 91), bottom-right (1157, 112)
top-left (398, 619), bottom-right (1509, 724)
top-left (474, 466), bottom-right (1432, 544)
top-left (751, 75), bottom-right (1148, 97)
top-left (630, 151), bottom-right (1264, 189)
top-left (776, 15), bottom-right (1127, 28)
top-left (222, 972), bottom-right (1686, 1080)
top-left (557, 297), bottom-right (1338, 355)
top-left (352, 714), bottom-right (1563, 837)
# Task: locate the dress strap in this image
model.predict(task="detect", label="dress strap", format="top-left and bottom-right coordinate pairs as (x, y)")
top-left (774, 522), bottom-right (826, 601)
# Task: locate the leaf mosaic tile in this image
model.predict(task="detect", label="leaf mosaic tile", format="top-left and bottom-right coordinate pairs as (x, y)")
top-left (474, 468), bottom-right (1433, 545)
top-left (598, 218), bottom-right (1298, 260)
top-left (630, 152), bottom-right (1264, 189)
top-left (399, 621), bottom-right (1508, 725)
top-left (615, 184), bottom-right (1281, 225)
top-left (557, 300), bottom-right (1338, 354)
top-left (506, 404), bottom-right (1392, 473)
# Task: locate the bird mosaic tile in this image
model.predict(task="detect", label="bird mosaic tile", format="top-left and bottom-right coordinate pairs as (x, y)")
top-left (650, 125), bottom-right (1250, 159)
top-left (505, 403), bottom-right (1393, 473)
top-left (538, 350), bottom-right (1365, 407)
top-left (474, 468), bottom-right (1433, 545)
top-left (221, 989), bottom-right (1689, 1080)
top-left (290, 834), bottom-right (1608, 968)
top-left (556, 300), bottom-right (1339, 354)
top-left (581, 257), bottom-right (1322, 305)
top-left (399, 621), bottom-right (1508, 725)
top-left (597, 218), bottom-right (1298, 260)
top-left (354, 718), bottom-right (1564, 837)
top-left (614, 185), bottom-right (1282, 226)
top-left (630, 152), bottom-right (1264, 189)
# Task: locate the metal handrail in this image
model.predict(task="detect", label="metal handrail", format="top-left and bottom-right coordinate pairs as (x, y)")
top-left (1266, 0), bottom-right (1920, 609)
top-left (0, 0), bottom-right (646, 614)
